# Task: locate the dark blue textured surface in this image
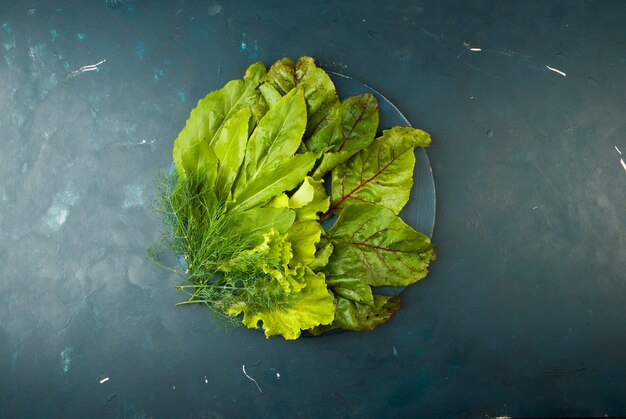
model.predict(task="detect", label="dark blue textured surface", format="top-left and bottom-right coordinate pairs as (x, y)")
top-left (1, 1), bottom-right (625, 418)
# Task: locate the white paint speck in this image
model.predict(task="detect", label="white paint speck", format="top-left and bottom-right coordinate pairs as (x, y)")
top-left (67, 59), bottom-right (106, 79)
top-left (621, 158), bottom-right (626, 172)
top-left (204, 376), bottom-right (208, 384)
top-left (615, 145), bottom-right (622, 155)
top-left (546, 65), bottom-right (567, 77)
top-left (99, 377), bottom-right (110, 384)
top-left (172, 385), bottom-right (176, 390)
top-left (276, 372), bottom-right (281, 379)
top-left (393, 346), bottom-right (398, 356)
top-left (532, 206), bottom-right (538, 210)
top-left (470, 47), bottom-right (482, 52)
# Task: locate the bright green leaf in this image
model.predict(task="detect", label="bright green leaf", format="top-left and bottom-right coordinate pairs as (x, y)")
top-left (235, 87), bottom-right (307, 192)
top-left (232, 152), bottom-right (317, 211)
top-left (259, 82), bottom-right (282, 108)
top-left (229, 207), bottom-right (296, 246)
top-left (291, 177), bottom-right (330, 221)
top-left (212, 107), bottom-right (251, 201)
top-left (309, 239), bottom-right (333, 271)
top-left (231, 266), bottom-right (335, 340)
top-left (173, 63), bottom-right (266, 177)
top-left (286, 221), bottom-right (323, 267)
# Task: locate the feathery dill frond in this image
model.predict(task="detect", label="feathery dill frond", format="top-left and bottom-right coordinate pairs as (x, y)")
top-left (149, 170), bottom-right (296, 326)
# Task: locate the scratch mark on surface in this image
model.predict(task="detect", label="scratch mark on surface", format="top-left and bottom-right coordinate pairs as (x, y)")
top-left (421, 28), bottom-right (443, 42)
top-left (242, 364), bottom-right (263, 393)
top-left (615, 145), bottom-right (622, 155)
top-left (67, 59), bottom-right (106, 79)
top-left (59, 316), bottom-right (72, 330)
top-left (11, 352), bottom-right (18, 370)
top-left (546, 65), bottom-right (567, 77)
top-left (102, 393), bottom-right (117, 408)
top-left (464, 64), bottom-right (500, 80)
top-left (99, 377), bottom-right (110, 383)
top-left (621, 158), bottom-right (626, 172)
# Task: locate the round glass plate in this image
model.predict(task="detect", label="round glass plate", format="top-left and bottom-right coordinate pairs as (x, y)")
top-left (329, 72), bottom-right (436, 240)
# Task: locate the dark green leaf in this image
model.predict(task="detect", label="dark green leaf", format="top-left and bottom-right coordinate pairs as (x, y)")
top-left (330, 126), bottom-right (431, 215)
top-left (309, 294), bottom-right (400, 334)
top-left (311, 93), bottom-right (379, 178)
top-left (326, 203), bottom-right (436, 287)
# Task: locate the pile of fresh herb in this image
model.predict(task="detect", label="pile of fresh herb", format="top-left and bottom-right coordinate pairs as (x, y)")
top-left (150, 57), bottom-right (436, 339)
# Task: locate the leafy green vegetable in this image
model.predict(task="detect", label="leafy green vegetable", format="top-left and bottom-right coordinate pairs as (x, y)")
top-left (234, 87), bottom-right (308, 194)
top-left (329, 126), bottom-right (431, 215)
top-left (231, 152), bottom-right (317, 212)
top-left (173, 63), bottom-right (265, 178)
top-left (326, 202), bottom-right (436, 287)
top-left (310, 294), bottom-right (401, 335)
top-left (213, 107), bottom-right (250, 200)
top-left (266, 57), bottom-right (340, 141)
top-left (311, 93), bottom-right (380, 179)
top-left (151, 56), bottom-right (436, 339)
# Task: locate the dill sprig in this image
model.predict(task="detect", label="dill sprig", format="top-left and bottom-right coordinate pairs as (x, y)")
top-left (148, 171), bottom-right (296, 327)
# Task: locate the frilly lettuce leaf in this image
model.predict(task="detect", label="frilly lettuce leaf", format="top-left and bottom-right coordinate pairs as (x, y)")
top-left (229, 208), bottom-right (295, 246)
top-left (268, 176), bottom-right (330, 222)
top-left (308, 238), bottom-right (333, 271)
top-left (226, 228), bottom-right (334, 339)
top-left (286, 221), bottom-right (323, 267)
top-left (230, 266), bottom-right (334, 340)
